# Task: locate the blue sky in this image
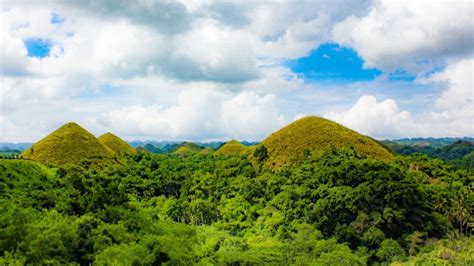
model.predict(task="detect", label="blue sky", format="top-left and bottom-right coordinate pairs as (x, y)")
top-left (1, 1), bottom-right (472, 142)
top-left (24, 39), bottom-right (51, 58)
top-left (289, 43), bottom-right (381, 82)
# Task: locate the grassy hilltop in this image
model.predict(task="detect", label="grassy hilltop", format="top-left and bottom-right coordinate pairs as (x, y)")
top-left (174, 142), bottom-right (204, 155)
top-left (21, 123), bottom-right (114, 165)
top-left (98, 132), bottom-right (136, 155)
top-left (215, 140), bottom-right (248, 156)
top-left (262, 116), bottom-right (393, 167)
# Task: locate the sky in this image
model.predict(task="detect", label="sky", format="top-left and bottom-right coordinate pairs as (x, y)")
top-left (0, 0), bottom-right (473, 142)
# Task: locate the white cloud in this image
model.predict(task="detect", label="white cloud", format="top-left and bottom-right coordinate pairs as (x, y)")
top-left (1, 0), bottom-right (473, 142)
top-left (325, 58), bottom-right (474, 138)
top-left (428, 58), bottom-right (474, 110)
top-left (325, 95), bottom-right (417, 139)
top-left (332, 0), bottom-right (474, 73)
top-left (97, 89), bottom-right (286, 141)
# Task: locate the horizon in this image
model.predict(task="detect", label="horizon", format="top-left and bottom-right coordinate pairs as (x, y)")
top-left (1, 1), bottom-right (473, 142)
top-left (1, 117), bottom-right (474, 145)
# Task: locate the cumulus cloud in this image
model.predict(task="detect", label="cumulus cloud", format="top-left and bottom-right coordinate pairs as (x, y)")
top-left (332, 0), bottom-right (474, 73)
top-left (325, 58), bottom-right (474, 138)
top-left (97, 89), bottom-right (285, 141)
top-left (1, 0), bottom-right (472, 142)
top-left (325, 95), bottom-right (417, 139)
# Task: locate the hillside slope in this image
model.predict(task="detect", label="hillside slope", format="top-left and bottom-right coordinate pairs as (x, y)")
top-left (262, 116), bottom-right (393, 167)
top-left (174, 142), bottom-right (204, 155)
top-left (21, 122), bottom-right (113, 165)
top-left (215, 140), bottom-right (248, 156)
top-left (98, 133), bottom-right (136, 155)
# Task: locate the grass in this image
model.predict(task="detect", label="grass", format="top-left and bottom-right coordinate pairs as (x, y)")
top-left (174, 142), bottom-right (204, 155)
top-left (262, 116), bottom-right (394, 168)
top-left (215, 140), bottom-right (249, 156)
top-left (0, 159), bottom-right (56, 180)
top-left (21, 122), bottom-right (114, 166)
top-left (98, 132), bottom-right (136, 155)
top-left (200, 147), bottom-right (215, 155)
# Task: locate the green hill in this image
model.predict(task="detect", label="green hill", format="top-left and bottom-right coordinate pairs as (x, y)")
top-left (174, 142), bottom-right (204, 155)
top-left (144, 143), bottom-right (163, 154)
top-left (136, 146), bottom-right (150, 153)
top-left (200, 147), bottom-right (215, 155)
top-left (215, 140), bottom-right (248, 156)
top-left (98, 132), bottom-right (136, 155)
top-left (0, 159), bottom-right (55, 180)
top-left (262, 116), bottom-right (393, 167)
top-left (21, 122), bottom-right (113, 165)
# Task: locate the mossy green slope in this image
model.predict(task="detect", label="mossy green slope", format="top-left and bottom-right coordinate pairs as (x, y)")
top-left (21, 122), bottom-right (113, 165)
top-left (98, 132), bottom-right (136, 155)
top-left (262, 116), bottom-right (393, 167)
top-left (0, 159), bottom-right (55, 180)
top-left (200, 147), bottom-right (215, 155)
top-left (174, 142), bottom-right (204, 155)
top-left (215, 140), bottom-right (248, 156)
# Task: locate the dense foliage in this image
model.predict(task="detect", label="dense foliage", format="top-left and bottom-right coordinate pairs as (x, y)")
top-left (384, 140), bottom-right (474, 169)
top-left (1, 147), bottom-right (473, 265)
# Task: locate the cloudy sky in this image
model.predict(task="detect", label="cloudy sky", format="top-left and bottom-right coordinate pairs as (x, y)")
top-left (1, 0), bottom-right (473, 142)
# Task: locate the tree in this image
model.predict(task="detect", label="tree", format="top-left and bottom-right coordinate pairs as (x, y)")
top-left (376, 239), bottom-right (406, 263)
top-left (254, 145), bottom-right (269, 163)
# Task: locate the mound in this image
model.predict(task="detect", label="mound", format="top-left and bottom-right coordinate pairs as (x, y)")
top-left (0, 159), bottom-right (55, 180)
top-left (98, 132), bottom-right (136, 155)
top-left (174, 142), bottom-right (204, 155)
top-left (144, 143), bottom-right (163, 154)
top-left (262, 116), bottom-right (393, 167)
top-left (215, 140), bottom-right (248, 156)
top-left (21, 122), bottom-right (113, 165)
top-left (136, 146), bottom-right (150, 153)
top-left (200, 147), bottom-right (215, 155)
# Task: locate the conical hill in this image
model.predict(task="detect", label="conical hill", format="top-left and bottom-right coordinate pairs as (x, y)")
top-left (262, 116), bottom-right (393, 167)
top-left (21, 122), bottom-right (114, 165)
top-left (174, 142), bottom-right (204, 155)
top-left (215, 140), bottom-right (248, 156)
top-left (98, 132), bottom-right (136, 155)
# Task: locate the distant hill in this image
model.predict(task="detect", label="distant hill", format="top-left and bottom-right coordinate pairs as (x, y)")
top-left (174, 142), bottom-right (204, 155)
top-left (128, 140), bottom-right (258, 151)
top-left (383, 137), bottom-right (474, 149)
top-left (21, 122), bottom-right (114, 165)
top-left (436, 140), bottom-right (474, 161)
top-left (98, 133), bottom-right (136, 155)
top-left (0, 142), bottom-right (33, 151)
top-left (143, 143), bottom-right (163, 153)
top-left (215, 140), bottom-right (248, 156)
top-left (136, 146), bottom-right (150, 153)
top-left (262, 116), bottom-right (393, 167)
top-left (382, 139), bottom-right (474, 169)
top-left (200, 147), bottom-right (215, 155)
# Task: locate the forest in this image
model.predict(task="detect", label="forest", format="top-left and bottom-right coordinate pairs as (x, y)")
top-left (1, 146), bottom-right (473, 265)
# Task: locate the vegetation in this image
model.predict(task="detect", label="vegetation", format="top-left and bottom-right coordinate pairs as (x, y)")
top-left (262, 116), bottom-right (393, 167)
top-left (174, 142), bottom-right (204, 155)
top-left (1, 145), bottom-right (472, 264)
top-left (2, 118), bottom-right (473, 264)
top-left (21, 122), bottom-right (113, 166)
top-left (200, 147), bottom-right (215, 155)
top-left (383, 137), bottom-right (474, 149)
top-left (215, 140), bottom-right (249, 156)
top-left (98, 132), bottom-right (136, 155)
top-left (384, 139), bottom-right (474, 169)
